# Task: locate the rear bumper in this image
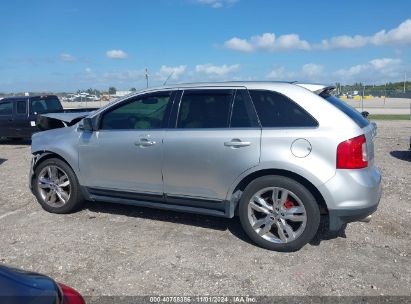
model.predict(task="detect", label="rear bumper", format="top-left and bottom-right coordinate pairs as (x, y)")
top-left (328, 204), bottom-right (378, 231)
top-left (318, 166), bottom-right (382, 232)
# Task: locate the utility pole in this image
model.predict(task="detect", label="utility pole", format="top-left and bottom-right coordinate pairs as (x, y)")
top-left (145, 68), bottom-right (149, 88)
top-left (404, 71), bottom-right (407, 94)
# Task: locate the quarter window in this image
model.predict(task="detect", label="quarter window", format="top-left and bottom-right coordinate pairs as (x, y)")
top-left (249, 90), bottom-right (318, 127)
top-left (177, 90), bottom-right (233, 128)
top-left (0, 102), bottom-right (12, 115)
top-left (100, 92), bottom-right (172, 130)
top-left (230, 90), bottom-right (258, 128)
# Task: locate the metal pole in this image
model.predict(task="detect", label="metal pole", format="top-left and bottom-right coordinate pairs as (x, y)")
top-left (384, 83), bottom-right (386, 106)
top-left (361, 85), bottom-right (365, 112)
top-left (145, 68), bottom-right (149, 88)
top-left (404, 71), bottom-right (407, 94)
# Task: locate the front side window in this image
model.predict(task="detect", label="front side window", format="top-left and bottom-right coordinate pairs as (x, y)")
top-left (249, 90), bottom-right (318, 127)
top-left (0, 101), bottom-right (12, 115)
top-left (30, 97), bottom-right (62, 114)
top-left (100, 92), bottom-right (171, 130)
top-left (177, 90), bottom-right (233, 128)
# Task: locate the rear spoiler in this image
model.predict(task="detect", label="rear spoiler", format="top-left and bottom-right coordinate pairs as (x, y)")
top-left (296, 83), bottom-right (336, 96)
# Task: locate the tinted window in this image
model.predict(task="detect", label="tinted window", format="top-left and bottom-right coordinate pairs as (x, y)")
top-left (323, 95), bottom-right (369, 128)
top-left (100, 92), bottom-right (171, 130)
top-left (30, 97), bottom-right (62, 114)
top-left (249, 90), bottom-right (318, 127)
top-left (230, 90), bottom-right (258, 128)
top-left (16, 101), bottom-right (27, 114)
top-left (177, 90), bottom-right (232, 128)
top-left (0, 102), bottom-right (12, 115)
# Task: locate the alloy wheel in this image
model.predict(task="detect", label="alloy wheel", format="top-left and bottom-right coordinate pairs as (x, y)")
top-left (247, 187), bottom-right (307, 243)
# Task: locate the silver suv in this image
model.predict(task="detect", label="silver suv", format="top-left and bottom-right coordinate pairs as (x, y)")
top-left (30, 82), bottom-right (382, 251)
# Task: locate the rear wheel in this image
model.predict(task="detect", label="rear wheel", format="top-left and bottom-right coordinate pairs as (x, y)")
top-left (33, 158), bottom-right (84, 213)
top-left (239, 175), bottom-right (320, 252)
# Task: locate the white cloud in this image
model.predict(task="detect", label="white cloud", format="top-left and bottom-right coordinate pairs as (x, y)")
top-left (334, 58), bottom-right (402, 83)
top-left (156, 65), bottom-right (187, 80)
top-left (85, 67), bottom-right (92, 73)
top-left (224, 37), bottom-right (253, 52)
top-left (225, 19), bottom-right (411, 52)
top-left (301, 63), bottom-right (324, 77)
top-left (195, 63), bottom-right (240, 76)
top-left (60, 53), bottom-right (76, 62)
top-left (106, 49), bottom-right (128, 59)
top-left (267, 63), bottom-right (324, 80)
top-left (194, 0), bottom-right (238, 8)
top-left (318, 19), bottom-right (411, 50)
top-left (266, 59), bottom-right (403, 84)
top-left (225, 32), bottom-right (310, 52)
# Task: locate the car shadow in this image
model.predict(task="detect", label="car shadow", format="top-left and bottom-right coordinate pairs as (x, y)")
top-left (0, 158), bottom-right (7, 165)
top-left (85, 201), bottom-right (253, 244)
top-left (85, 201), bottom-right (342, 249)
top-left (390, 150), bottom-right (411, 162)
top-left (0, 138), bottom-right (31, 145)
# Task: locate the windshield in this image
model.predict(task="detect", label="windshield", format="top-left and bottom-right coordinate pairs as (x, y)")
top-left (322, 94), bottom-right (369, 128)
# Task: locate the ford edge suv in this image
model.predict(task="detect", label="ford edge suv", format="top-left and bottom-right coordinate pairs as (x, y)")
top-left (29, 82), bottom-right (382, 251)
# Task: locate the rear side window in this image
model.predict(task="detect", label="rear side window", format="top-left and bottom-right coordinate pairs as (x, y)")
top-left (0, 101), bottom-right (12, 115)
top-left (30, 97), bottom-right (62, 114)
top-left (16, 101), bottom-right (27, 114)
top-left (323, 95), bottom-right (369, 128)
top-left (249, 90), bottom-right (318, 127)
top-left (177, 90), bottom-right (232, 128)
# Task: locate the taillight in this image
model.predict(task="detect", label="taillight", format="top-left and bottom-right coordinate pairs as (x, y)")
top-left (336, 135), bottom-right (368, 169)
top-left (58, 283), bottom-right (86, 304)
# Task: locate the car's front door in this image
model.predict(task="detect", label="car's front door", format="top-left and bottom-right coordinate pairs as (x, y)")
top-left (163, 89), bottom-right (261, 202)
top-left (78, 91), bottom-right (175, 196)
top-left (12, 99), bottom-right (31, 138)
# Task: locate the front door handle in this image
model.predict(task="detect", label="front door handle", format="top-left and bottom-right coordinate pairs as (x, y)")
top-left (224, 139), bottom-right (251, 148)
top-left (135, 138), bottom-right (156, 147)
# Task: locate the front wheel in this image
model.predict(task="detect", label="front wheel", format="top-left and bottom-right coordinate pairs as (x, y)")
top-left (33, 158), bottom-right (84, 214)
top-left (239, 175), bottom-right (320, 252)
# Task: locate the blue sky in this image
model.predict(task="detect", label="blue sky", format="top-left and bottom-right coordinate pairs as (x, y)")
top-left (1, 0), bottom-right (411, 92)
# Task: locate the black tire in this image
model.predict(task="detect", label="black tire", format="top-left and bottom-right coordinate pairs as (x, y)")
top-left (32, 158), bottom-right (84, 214)
top-left (239, 175), bottom-right (320, 252)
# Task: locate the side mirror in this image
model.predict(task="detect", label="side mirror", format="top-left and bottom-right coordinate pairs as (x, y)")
top-left (361, 111), bottom-right (369, 118)
top-left (78, 117), bottom-right (94, 132)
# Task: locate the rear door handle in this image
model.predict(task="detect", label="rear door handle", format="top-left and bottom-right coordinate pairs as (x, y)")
top-left (224, 139), bottom-right (251, 148)
top-left (135, 138), bottom-right (156, 147)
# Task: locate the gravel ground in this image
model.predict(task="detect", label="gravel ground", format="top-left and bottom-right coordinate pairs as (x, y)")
top-left (0, 120), bottom-right (410, 298)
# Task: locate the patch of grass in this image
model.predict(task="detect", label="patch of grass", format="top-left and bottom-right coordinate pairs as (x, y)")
top-left (369, 114), bottom-right (410, 120)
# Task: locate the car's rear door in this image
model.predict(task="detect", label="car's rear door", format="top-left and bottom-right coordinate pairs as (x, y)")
top-left (78, 91), bottom-right (175, 197)
top-left (162, 88), bottom-right (261, 204)
top-left (0, 100), bottom-right (14, 138)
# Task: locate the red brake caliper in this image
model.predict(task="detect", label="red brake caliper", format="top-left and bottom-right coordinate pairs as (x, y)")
top-left (283, 198), bottom-right (294, 209)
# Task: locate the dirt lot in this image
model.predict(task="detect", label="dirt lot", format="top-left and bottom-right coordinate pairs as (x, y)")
top-left (0, 120), bottom-right (410, 299)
